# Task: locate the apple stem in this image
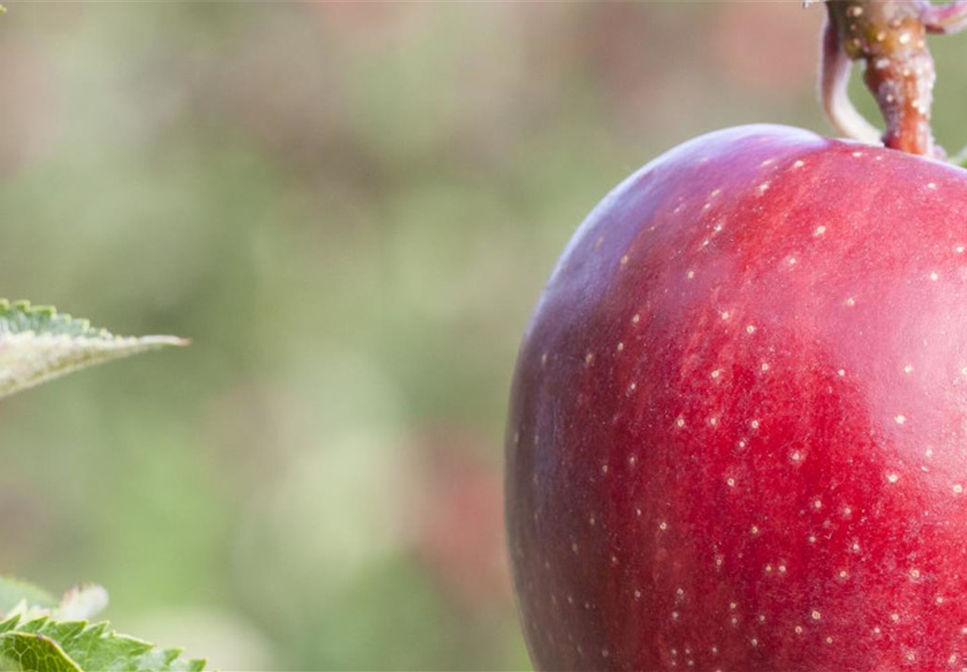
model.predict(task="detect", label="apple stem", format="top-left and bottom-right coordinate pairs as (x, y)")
top-left (820, 0), bottom-right (963, 156)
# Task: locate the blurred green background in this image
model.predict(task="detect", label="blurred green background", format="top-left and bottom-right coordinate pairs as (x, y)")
top-left (0, 2), bottom-right (964, 670)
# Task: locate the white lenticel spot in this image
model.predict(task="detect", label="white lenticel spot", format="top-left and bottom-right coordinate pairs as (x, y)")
top-left (812, 610), bottom-right (821, 621)
top-left (793, 160), bottom-right (805, 169)
top-left (852, 151), bottom-right (864, 157)
top-left (814, 499), bottom-right (823, 510)
top-left (759, 615), bottom-right (766, 623)
top-left (632, 313), bottom-right (641, 324)
top-left (814, 226), bottom-right (827, 236)
top-left (895, 415), bottom-right (907, 425)
top-left (911, 569), bottom-right (921, 579)
top-left (809, 535), bottom-right (817, 543)
top-left (758, 182), bottom-right (770, 194)
top-left (928, 182), bottom-right (937, 190)
top-left (837, 369), bottom-right (846, 376)
top-left (628, 382), bottom-right (637, 393)
top-left (727, 477), bottom-right (736, 488)
top-left (620, 255), bottom-right (629, 266)
top-left (585, 352), bottom-right (594, 366)
top-left (687, 270), bottom-right (695, 279)
top-left (751, 420), bottom-right (760, 429)
top-left (888, 473), bottom-right (899, 483)
top-left (659, 521), bottom-right (668, 531)
top-left (676, 417), bottom-right (686, 428)
top-left (955, 484), bottom-right (964, 494)
top-left (826, 637), bottom-right (833, 644)
top-left (761, 362), bottom-right (770, 371)
top-left (957, 245), bottom-right (965, 254)
top-left (634, 590), bottom-right (641, 599)
top-left (751, 525), bottom-right (760, 535)
top-left (746, 324), bottom-right (756, 334)
top-left (778, 564), bottom-right (787, 573)
top-left (903, 364), bottom-right (914, 374)
top-left (795, 626), bottom-right (803, 634)
top-left (616, 342), bottom-right (624, 352)
top-left (839, 570), bottom-right (848, 579)
top-left (711, 369), bottom-right (722, 379)
top-left (930, 272), bottom-right (940, 281)
top-left (721, 311), bottom-right (731, 320)
top-left (791, 451), bottom-right (803, 463)
top-left (845, 297), bottom-right (856, 307)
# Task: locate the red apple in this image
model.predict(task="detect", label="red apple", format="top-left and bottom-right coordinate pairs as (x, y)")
top-left (505, 123), bottom-right (967, 671)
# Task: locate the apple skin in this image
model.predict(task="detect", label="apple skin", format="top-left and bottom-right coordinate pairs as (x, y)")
top-left (505, 124), bottom-right (967, 672)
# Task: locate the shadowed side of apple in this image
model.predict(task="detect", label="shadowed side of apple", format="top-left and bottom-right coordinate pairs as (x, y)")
top-left (506, 119), bottom-right (967, 670)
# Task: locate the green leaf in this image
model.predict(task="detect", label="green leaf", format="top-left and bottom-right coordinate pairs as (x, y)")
top-left (0, 300), bottom-right (187, 399)
top-left (0, 616), bottom-right (205, 672)
top-left (0, 630), bottom-right (81, 672)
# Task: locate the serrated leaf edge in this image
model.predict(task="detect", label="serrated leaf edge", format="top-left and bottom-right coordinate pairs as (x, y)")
top-left (0, 300), bottom-right (107, 339)
top-left (0, 615), bottom-right (205, 671)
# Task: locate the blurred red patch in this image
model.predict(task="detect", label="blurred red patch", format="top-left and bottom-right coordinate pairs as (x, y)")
top-left (712, 2), bottom-right (824, 94)
top-left (408, 426), bottom-right (512, 613)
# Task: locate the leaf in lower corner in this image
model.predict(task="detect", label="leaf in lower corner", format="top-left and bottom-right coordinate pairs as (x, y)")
top-left (0, 631), bottom-right (81, 672)
top-left (0, 617), bottom-right (204, 672)
top-left (0, 300), bottom-right (188, 399)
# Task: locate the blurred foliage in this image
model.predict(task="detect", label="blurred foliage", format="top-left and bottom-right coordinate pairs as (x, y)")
top-left (0, 2), bottom-right (963, 670)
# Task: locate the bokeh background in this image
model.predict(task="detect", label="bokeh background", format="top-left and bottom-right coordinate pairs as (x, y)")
top-left (0, 2), bottom-right (964, 670)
